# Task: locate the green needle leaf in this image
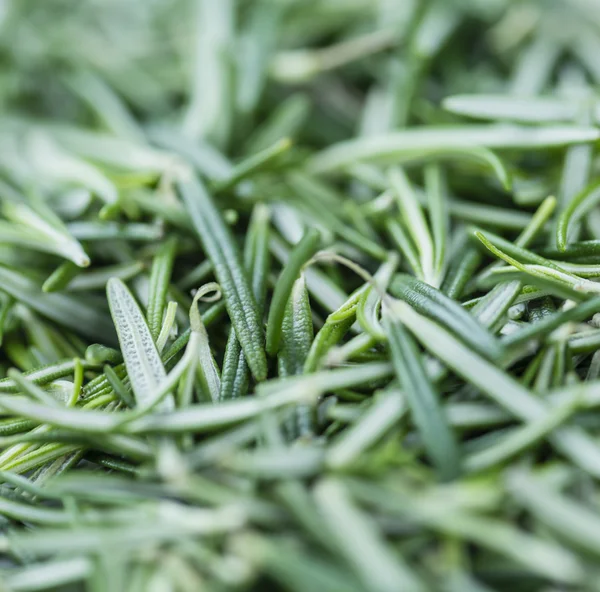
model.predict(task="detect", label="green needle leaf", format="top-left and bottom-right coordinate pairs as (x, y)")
top-left (309, 124), bottom-right (597, 179)
top-left (107, 278), bottom-right (174, 411)
top-left (179, 173), bottom-right (267, 381)
top-left (383, 309), bottom-right (461, 481)
top-left (266, 228), bottom-right (320, 356)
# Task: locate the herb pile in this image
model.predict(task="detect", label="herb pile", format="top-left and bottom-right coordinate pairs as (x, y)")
top-left (1, 1), bottom-right (600, 590)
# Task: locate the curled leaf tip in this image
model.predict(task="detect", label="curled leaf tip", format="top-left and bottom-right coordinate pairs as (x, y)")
top-left (189, 282), bottom-right (222, 333)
